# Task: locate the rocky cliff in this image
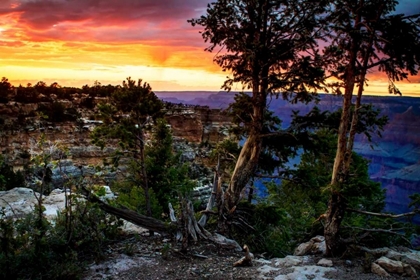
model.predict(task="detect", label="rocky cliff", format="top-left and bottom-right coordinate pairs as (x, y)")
top-left (2, 92), bottom-right (420, 218)
top-left (157, 91), bottom-right (420, 219)
top-left (0, 101), bottom-right (231, 167)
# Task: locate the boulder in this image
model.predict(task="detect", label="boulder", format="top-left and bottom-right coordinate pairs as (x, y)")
top-left (294, 235), bottom-right (326, 256)
top-left (0, 187), bottom-right (38, 217)
top-left (386, 249), bottom-right (420, 270)
top-left (317, 258), bottom-right (333, 267)
top-left (371, 262), bottom-right (390, 277)
top-left (375, 256), bottom-right (417, 278)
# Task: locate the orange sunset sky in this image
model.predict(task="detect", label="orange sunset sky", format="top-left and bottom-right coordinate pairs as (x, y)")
top-left (0, 0), bottom-right (419, 96)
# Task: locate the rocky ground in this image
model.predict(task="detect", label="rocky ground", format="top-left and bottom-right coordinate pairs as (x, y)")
top-left (82, 232), bottom-right (415, 280)
top-left (1, 187), bottom-right (418, 279)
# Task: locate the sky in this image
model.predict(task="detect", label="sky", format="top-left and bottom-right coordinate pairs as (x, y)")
top-left (0, 0), bottom-right (419, 96)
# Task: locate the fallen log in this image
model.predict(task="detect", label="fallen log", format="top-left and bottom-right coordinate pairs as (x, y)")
top-left (82, 186), bottom-right (175, 234)
top-left (82, 186), bottom-right (243, 252)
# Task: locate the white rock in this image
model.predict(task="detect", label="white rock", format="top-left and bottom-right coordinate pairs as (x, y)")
top-left (42, 189), bottom-right (68, 218)
top-left (102, 185), bottom-right (115, 200)
top-left (371, 262), bottom-right (390, 277)
top-left (311, 239), bottom-right (326, 255)
top-left (294, 241), bottom-right (313, 256)
top-left (311, 236), bottom-right (325, 243)
top-left (274, 256), bottom-right (307, 267)
top-left (317, 258), bottom-right (333, 267)
top-left (120, 221), bottom-right (149, 235)
top-left (386, 249), bottom-right (420, 270)
top-left (375, 256), bottom-right (417, 277)
top-left (0, 187), bottom-right (38, 217)
top-left (273, 265), bottom-right (336, 280)
top-left (86, 254), bottom-right (155, 279)
top-left (257, 264), bottom-right (280, 275)
top-left (294, 235), bottom-right (326, 256)
top-left (376, 256), bottom-right (404, 274)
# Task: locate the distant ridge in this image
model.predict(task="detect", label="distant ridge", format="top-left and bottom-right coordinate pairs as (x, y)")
top-left (155, 90), bottom-right (420, 220)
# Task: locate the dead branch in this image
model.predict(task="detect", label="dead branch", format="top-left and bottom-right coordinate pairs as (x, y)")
top-left (346, 208), bottom-right (419, 218)
top-left (233, 245), bottom-right (254, 267)
top-left (198, 157), bottom-right (220, 227)
top-left (81, 186), bottom-right (173, 233)
top-left (342, 226), bottom-right (411, 244)
top-left (199, 209), bottom-right (218, 215)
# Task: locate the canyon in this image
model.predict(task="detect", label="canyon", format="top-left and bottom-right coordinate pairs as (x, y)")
top-left (157, 91), bottom-right (420, 220)
top-left (1, 91), bottom-right (419, 220)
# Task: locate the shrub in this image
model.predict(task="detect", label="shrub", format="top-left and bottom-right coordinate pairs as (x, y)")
top-left (0, 156), bottom-right (25, 191)
top-left (0, 196), bottom-right (123, 279)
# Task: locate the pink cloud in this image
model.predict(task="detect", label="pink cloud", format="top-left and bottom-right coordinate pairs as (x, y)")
top-left (0, 0), bottom-right (208, 45)
top-left (0, 40), bottom-right (26, 47)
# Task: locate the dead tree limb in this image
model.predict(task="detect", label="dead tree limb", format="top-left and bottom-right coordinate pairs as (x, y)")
top-left (82, 186), bottom-right (174, 233)
top-left (342, 226), bottom-right (411, 244)
top-left (233, 245), bottom-right (254, 267)
top-left (81, 186), bottom-right (243, 252)
top-left (198, 156), bottom-right (220, 227)
top-left (346, 208), bottom-right (419, 218)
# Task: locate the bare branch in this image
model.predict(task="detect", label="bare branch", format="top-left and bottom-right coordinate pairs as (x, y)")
top-left (342, 226), bottom-right (411, 244)
top-left (346, 208), bottom-right (419, 218)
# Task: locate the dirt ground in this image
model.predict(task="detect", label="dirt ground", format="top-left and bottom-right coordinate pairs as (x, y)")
top-left (83, 233), bottom-right (411, 280)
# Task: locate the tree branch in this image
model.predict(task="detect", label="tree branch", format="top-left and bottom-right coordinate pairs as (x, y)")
top-left (346, 208), bottom-right (419, 218)
top-left (342, 226), bottom-right (410, 244)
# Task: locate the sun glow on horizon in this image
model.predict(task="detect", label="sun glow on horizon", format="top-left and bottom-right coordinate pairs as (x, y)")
top-left (0, 0), bottom-right (419, 96)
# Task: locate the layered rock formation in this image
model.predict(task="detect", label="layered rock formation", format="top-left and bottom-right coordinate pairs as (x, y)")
top-left (158, 91), bottom-right (420, 219)
top-left (2, 92), bottom-right (420, 218)
top-left (0, 101), bottom-right (230, 166)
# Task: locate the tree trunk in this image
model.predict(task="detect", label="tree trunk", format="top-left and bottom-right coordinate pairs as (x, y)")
top-left (325, 1), bottom-right (385, 255)
top-left (325, 72), bottom-right (354, 256)
top-left (325, 0), bottom-right (364, 256)
top-left (218, 104), bottom-right (264, 232)
top-left (138, 129), bottom-right (154, 236)
top-left (324, 192), bottom-right (346, 256)
top-left (139, 130), bottom-right (152, 218)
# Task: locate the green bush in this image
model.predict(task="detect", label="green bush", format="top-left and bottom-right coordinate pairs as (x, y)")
top-left (113, 181), bottom-right (163, 219)
top-left (0, 197), bottom-right (123, 280)
top-left (231, 199), bottom-right (319, 257)
top-left (0, 156), bottom-right (25, 191)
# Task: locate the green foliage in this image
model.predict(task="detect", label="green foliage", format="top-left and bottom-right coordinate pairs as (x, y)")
top-left (0, 206), bottom-right (79, 280)
top-left (0, 197), bottom-right (122, 280)
top-left (0, 171), bottom-right (123, 280)
top-left (0, 77), bottom-right (12, 103)
top-left (114, 181), bottom-right (163, 218)
top-left (227, 92), bottom-right (283, 139)
top-left (145, 119), bottom-right (178, 209)
top-left (37, 102), bottom-right (80, 123)
top-left (0, 134), bottom-right (123, 279)
top-left (231, 201), bottom-right (293, 257)
top-left (0, 155), bottom-right (25, 191)
top-left (53, 197), bottom-right (123, 258)
top-left (189, 0), bottom-right (327, 100)
top-left (323, 0), bottom-right (420, 96)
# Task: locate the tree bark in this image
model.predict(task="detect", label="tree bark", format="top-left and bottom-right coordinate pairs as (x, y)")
top-left (325, 0), bottom-right (364, 256)
top-left (218, 113), bottom-right (263, 234)
top-left (324, 192), bottom-right (346, 256)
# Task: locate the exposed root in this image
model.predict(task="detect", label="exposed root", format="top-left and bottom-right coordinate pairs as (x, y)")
top-left (233, 245), bottom-right (254, 267)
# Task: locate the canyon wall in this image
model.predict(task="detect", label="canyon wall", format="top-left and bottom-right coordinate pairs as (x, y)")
top-left (1, 92), bottom-right (419, 219)
top-left (157, 91), bottom-right (420, 219)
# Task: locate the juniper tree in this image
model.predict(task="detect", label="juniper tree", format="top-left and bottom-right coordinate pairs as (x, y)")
top-left (321, 0), bottom-right (420, 256)
top-left (190, 0), bottom-right (328, 234)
